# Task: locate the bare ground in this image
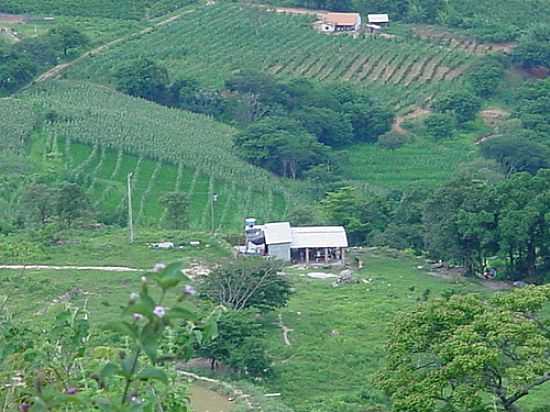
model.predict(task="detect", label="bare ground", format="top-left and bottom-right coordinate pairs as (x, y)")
top-left (0, 264), bottom-right (142, 272)
top-left (392, 107), bottom-right (431, 134)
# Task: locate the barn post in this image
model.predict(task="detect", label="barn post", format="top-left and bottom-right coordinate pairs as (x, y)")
top-left (325, 247), bottom-right (329, 263)
top-left (305, 248), bottom-right (309, 264)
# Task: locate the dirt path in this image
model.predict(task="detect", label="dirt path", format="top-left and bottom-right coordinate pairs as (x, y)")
top-left (32, 9), bottom-right (195, 83)
top-left (0, 264), bottom-right (142, 272)
top-left (277, 313), bottom-right (293, 346)
top-left (475, 107), bottom-right (510, 145)
top-left (392, 107), bottom-right (431, 134)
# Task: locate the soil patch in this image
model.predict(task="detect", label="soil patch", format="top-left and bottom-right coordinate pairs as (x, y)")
top-left (392, 107), bottom-right (431, 134)
top-left (0, 13), bottom-right (27, 23)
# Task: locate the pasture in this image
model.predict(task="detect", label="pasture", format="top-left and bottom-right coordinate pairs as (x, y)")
top-left (1, 232), bottom-right (549, 411)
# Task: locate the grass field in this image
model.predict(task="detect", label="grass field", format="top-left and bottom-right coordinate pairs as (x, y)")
top-left (64, 3), bottom-right (477, 109)
top-left (342, 127), bottom-right (481, 190)
top-left (2, 231), bottom-right (549, 411)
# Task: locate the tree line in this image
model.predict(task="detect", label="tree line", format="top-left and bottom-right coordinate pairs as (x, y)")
top-left (114, 61), bottom-right (394, 179)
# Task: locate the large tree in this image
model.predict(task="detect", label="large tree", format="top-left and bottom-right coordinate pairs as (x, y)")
top-left (48, 26), bottom-right (89, 56)
top-left (233, 117), bottom-right (330, 178)
top-left (200, 257), bottom-right (290, 312)
top-left (377, 285), bottom-right (550, 412)
top-left (115, 58), bottom-right (169, 103)
top-left (160, 192), bottom-right (189, 230)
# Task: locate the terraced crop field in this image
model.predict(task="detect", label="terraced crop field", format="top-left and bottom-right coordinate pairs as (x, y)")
top-left (1, 81), bottom-right (294, 230)
top-left (65, 3), bottom-right (477, 109)
top-left (30, 136), bottom-right (288, 230)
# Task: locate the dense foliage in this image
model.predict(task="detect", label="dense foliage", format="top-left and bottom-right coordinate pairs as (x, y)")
top-left (0, 26), bottom-right (88, 94)
top-left (0, 262), bottom-right (220, 411)
top-left (377, 285), bottom-right (550, 412)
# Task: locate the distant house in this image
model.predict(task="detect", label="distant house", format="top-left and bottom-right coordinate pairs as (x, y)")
top-left (367, 14), bottom-right (389, 25)
top-left (319, 12), bottom-right (362, 33)
top-left (242, 219), bottom-right (349, 264)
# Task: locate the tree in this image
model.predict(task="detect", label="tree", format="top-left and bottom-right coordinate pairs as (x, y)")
top-left (465, 56), bottom-right (506, 98)
top-left (423, 178), bottom-right (498, 275)
top-left (512, 24), bottom-right (550, 69)
top-left (197, 310), bottom-right (271, 377)
top-left (377, 132), bottom-right (407, 150)
top-left (344, 101), bottom-right (394, 143)
top-left (377, 285), bottom-right (550, 412)
top-left (19, 183), bottom-right (57, 226)
top-left (233, 117), bottom-right (330, 178)
top-left (320, 186), bottom-right (369, 245)
top-left (295, 107), bottom-right (354, 147)
top-left (115, 58), bottom-right (170, 103)
top-left (424, 113), bottom-right (456, 139)
top-left (160, 192), bottom-right (189, 229)
top-left (200, 257), bottom-right (290, 311)
top-left (480, 134), bottom-right (550, 175)
top-left (48, 26), bottom-right (89, 56)
top-left (55, 182), bottom-right (90, 227)
top-left (495, 170), bottom-right (550, 277)
top-left (432, 90), bottom-right (481, 124)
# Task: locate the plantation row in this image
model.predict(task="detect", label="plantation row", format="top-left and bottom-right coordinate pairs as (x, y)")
top-left (65, 3), bottom-right (476, 100)
top-left (24, 81), bottom-right (293, 196)
top-left (35, 135), bottom-right (288, 230)
top-left (0, 0), bottom-right (194, 20)
top-left (0, 98), bottom-right (37, 153)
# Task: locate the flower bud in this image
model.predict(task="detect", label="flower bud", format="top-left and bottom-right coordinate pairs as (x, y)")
top-left (129, 292), bottom-right (139, 304)
top-left (183, 284), bottom-right (197, 296)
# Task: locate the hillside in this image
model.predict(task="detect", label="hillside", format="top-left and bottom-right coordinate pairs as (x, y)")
top-left (64, 2), bottom-right (478, 110)
top-left (3, 81), bottom-right (293, 230)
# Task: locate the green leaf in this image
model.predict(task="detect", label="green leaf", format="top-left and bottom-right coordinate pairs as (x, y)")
top-left (121, 352), bottom-right (139, 378)
top-left (202, 315), bottom-right (219, 341)
top-left (100, 361), bottom-right (122, 380)
top-left (127, 294), bottom-right (156, 320)
top-left (105, 321), bottom-right (138, 339)
top-left (153, 262), bottom-right (185, 290)
top-left (141, 323), bottom-right (160, 362)
top-left (136, 367), bottom-right (169, 385)
top-left (167, 306), bottom-right (197, 322)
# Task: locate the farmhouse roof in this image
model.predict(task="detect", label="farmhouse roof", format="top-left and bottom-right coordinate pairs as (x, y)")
top-left (324, 12), bottom-right (361, 26)
top-left (262, 222), bottom-right (292, 245)
top-left (367, 14), bottom-right (389, 23)
top-left (290, 226), bottom-right (349, 249)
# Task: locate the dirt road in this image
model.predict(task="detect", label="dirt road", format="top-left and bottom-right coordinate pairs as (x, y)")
top-left (32, 9), bottom-right (195, 83)
top-left (0, 265), bottom-right (142, 272)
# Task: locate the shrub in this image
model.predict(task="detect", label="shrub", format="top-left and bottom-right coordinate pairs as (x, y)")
top-left (377, 132), bottom-right (407, 150)
top-left (424, 113), bottom-right (456, 140)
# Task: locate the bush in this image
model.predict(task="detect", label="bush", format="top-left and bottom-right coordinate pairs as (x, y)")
top-left (465, 56), bottom-right (506, 98)
top-left (424, 113), bottom-right (456, 140)
top-left (377, 132), bottom-right (407, 150)
top-left (432, 90), bottom-right (482, 124)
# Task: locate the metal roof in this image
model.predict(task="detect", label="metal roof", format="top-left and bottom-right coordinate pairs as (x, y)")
top-left (290, 226), bottom-right (348, 248)
top-left (367, 14), bottom-right (389, 23)
top-left (324, 12), bottom-right (361, 26)
top-left (262, 222), bottom-right (292, 245)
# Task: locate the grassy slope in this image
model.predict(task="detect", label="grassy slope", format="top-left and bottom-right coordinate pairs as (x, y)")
top-left (342, 127), bottom-right (481, 190)
top-left (2, 81), bottom-right (294, 231)
top-left (1, 233), bottom-right (548, 411)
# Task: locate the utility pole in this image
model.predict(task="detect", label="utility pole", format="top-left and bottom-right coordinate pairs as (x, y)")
top-left (127, 172), bottom-right (134, 244)
top-left (210, 193), bottom-right (218, 233)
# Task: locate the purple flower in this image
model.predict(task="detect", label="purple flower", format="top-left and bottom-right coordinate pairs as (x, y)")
top-left (153, 306), bottom-right (166, 318)
top-left (19, 403), bottom-right (30, 412)
top-left (183, 284), bottom-right (197, 296)
top-left (66, 387), bottom-right (78, 395)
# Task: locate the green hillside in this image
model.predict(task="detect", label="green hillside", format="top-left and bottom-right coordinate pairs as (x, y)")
top-left (65, 3), bottom-right (477, 109)
top-left (2, 81), bottom-right (293, 230)
top-left (0, 0), bottom-right (193, 19)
